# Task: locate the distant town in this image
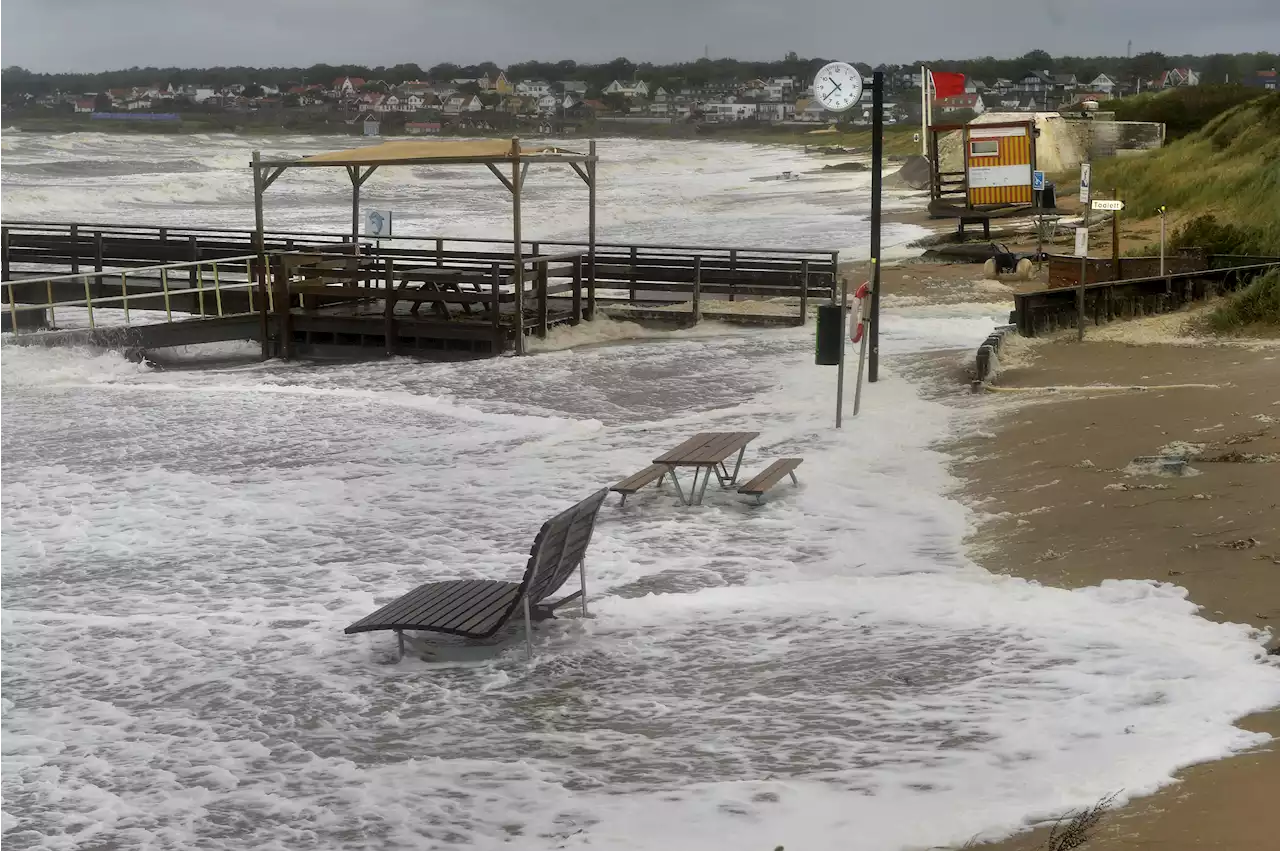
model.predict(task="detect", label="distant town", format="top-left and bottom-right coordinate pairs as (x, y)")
top-left (3, 51), bottom-right (1276, 135)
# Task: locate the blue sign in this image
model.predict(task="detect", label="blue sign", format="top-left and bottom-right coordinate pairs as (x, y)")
top-left (1032, 170), bottom-right (1046, 191)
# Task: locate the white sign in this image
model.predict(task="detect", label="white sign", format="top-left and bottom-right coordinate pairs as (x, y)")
top-left (364, 209), bottom-right (393, 238)
top-left (1032, 170), bottom-right (1045, 191)
top-left (1091, 199), bottom-right (1125, 211)
top-left (1074, 227), bottom-right (1089, 257)
top-left (1078, 163), bottom-right (1091, 204)
top-left (812, 62), bottom-right (864, 112)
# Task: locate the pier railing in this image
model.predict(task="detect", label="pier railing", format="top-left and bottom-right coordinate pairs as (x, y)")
top-left (2, 253), bottom-right (265, 336)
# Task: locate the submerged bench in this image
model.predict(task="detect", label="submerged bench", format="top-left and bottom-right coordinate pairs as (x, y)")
top-left (738, 458), bottom-right (803, 503)
top-left (610, 464), bottom-right (668, 506)
top-left (344, 488), bottom-right (609, 660)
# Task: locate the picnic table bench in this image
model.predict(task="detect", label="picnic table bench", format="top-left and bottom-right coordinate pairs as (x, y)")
top-left (344, 488), bottom-right (609, 660)
top-left (738, 458), bottom-right (803, 503)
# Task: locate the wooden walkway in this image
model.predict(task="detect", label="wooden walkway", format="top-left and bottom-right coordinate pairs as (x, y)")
top-left (2, 221), bottom-right (841, 358)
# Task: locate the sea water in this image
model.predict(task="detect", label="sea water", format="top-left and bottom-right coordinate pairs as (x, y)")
top-left (3, 135), bottom-right (1279, 851)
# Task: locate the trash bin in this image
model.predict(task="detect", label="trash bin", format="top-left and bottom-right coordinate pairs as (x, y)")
top-left (815, 303), bottom-right (843, 365)
top-left (1038, 181), bottom-right (1057, 209)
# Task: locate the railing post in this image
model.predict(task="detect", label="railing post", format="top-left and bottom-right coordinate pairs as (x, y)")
top-left (384, 255), bottom-right (396, 356)
top-left (691, 255), bottom-right (702, 325)
top-left (436, 237), bottom-right (444, 268)
top-left (1, 226), bottom-right (9, 283)
top-left (256, 258), bottom-right (271, 361)
top-left (161, 268), bottom-right (172, 322)
top-left (6, 281), bottom-right (18, 333)
top-left (537, 260), bottom-right (549, 338)
top-left (571, 255), bottom-right (583, 325)
top-left (46, 280), bottom-right (56, 327)
top-left (121, 272), bottom-right (130, 324)
top-left (83, 275), bottom-right (95, 329)
top-left (94, 231), bottom-right (104, 291)
top-left (70, 224), bottom-right (80, 275)
top-left (629, 245), bottom-right (638, 303)
top-left (490, 263), bottom-right (503, 353)
top-left (195, 262), bottom-right (205, 316)
top-left (799, 259), bottom-right (810, 325)
top-left (246, 260), bottom-right (254, 313)
top-left (188, 235), bottom-right (200, 296)
top-left (212, 263), bottom-right (224, 317)
top-left (728, 249), bottom-right (737, 302)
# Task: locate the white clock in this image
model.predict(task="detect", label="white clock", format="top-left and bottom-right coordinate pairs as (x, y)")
top-left (812, 62), bottom-right (864, 112)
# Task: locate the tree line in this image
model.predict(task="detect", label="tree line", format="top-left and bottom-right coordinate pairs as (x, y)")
top-left (3, 50), bottom-right (1277, 100)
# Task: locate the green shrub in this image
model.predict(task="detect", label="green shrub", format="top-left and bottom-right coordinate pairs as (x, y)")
top-left (1207, 268), bottom-right (1280, 332)
top-left (1103, 85), bottom-right (1269, 140)
top-left (1167, 214), bottom-right (1265, 255)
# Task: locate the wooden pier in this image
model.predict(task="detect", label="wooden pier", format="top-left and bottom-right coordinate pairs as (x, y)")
top-left (1, 221), bottom-right (839, 358)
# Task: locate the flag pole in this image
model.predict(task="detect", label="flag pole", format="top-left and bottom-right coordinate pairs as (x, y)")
top-left (920, 66), bottom-right (928, 157)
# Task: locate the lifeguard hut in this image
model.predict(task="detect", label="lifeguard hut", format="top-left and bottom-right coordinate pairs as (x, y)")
top-left (926, 119), bottom-right (1039, 237)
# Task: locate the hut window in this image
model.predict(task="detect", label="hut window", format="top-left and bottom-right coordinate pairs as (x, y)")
top-left (970, 140), bottom-right (999, 156)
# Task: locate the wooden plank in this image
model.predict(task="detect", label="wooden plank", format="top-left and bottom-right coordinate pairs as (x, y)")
top-left (611, 464), bottom-right (667, 493)
top-left (653, 432), bottom-right (718, 464)
top-left (739, 458), bottom-right (803, 494)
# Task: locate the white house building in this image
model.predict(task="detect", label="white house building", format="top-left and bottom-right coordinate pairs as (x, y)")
top-left (604, 80), bottom-right (650, 98)
top-left (516, 80), bottom-right (552, 97)
top-left (1088, 73), bottom-right (1118, 95)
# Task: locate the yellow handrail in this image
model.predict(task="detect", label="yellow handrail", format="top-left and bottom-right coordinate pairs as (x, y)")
top-left (212, 262), bottom-right (224, 317)
top-left (161, 268), bottom-right (172, 322)
top-left (83, 276), bottom-right (95, 328)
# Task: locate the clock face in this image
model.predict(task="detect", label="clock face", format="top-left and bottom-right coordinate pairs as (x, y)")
top-left (812, 62), bottom-right (864, 112)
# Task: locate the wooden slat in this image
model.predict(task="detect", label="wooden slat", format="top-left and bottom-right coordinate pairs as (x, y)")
top-left (739, 458), bottom-right (803, 494)
top-left (653, 432), bottom-right (717, 464)
top-left (611, 464), bottom-right (667, 493)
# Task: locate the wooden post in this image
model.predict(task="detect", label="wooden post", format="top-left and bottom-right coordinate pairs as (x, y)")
top-left (728, 249), bottom-right (737, 301)
top-left (511, 138), bottom-right (525, 355)
top-left (383, 256), bottom-right (396, 356)
top-left (350, 166), bottom-right (361, 246)
top-left (1, 227), bottom-right (9, 283)
top-left (70, 224), bottom-right (80, 274)
top-left (799, 259), bottom-right (810, 325)
top-left (587, 139), bottom-right (596, 320)
top-left (490, 263), bottom-right (503, 353)
top-left (537, 261), bottom-right (549, 338)
top-left (275, 258), bottom-right (293, 360)
top-left (571, 255), bottom-right (583, 325)
top-left (256, 257), bottom-right (271, 359)
top-left (1111, 188), bottom-right (1121, 281)
top-left (691, 255), bottom-right (701, 325)
top-left (189, 235), bottom-right (201, 314)
top-left (94, 231), bottom-right (104, 280)
top-left (629, 246), bottom-right (638, 302)
top-left (436, 237), bottom-right (444, 267)
top-left (253, 151), bottom-right (269, 360)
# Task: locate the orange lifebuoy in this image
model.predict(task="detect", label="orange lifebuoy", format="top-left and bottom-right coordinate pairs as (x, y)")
top-left (851, 281), bottom-right (871, 343)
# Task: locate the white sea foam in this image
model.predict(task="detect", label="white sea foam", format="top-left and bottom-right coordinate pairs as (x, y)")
top-left (4, 327), bottom-right (1278, 851)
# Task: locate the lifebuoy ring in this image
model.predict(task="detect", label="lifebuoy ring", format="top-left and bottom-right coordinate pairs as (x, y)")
top-left (851, 281), bottom-right (871, 343)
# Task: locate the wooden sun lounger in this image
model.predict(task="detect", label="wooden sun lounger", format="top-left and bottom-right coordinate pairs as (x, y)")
top-left (738, 458), bottom-right (803, 503)
top-left (344, 488), bottom-right (609, 659)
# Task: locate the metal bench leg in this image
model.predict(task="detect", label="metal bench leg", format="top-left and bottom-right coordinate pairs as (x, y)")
top-left (668, 468), bottom-right (689, 504)
top-left (789, 471), bottom-right (799, 485)
top-left (695, 465), bottom-right (713, 505)
top-left (578, 558), bottom-right (589, 617)
top-left (618, 493), bottom-right (629, 507)
top-left (729, 446), bottom-right (747, 484)
top-left (522, 595), bottom-right (535, 660)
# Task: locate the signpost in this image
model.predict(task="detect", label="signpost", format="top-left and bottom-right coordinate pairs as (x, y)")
top-left (1158, 205), bottom-right (1168, 276)
top-left (1076, 163), bottom-right (1091, 342)
top-left (811, 62), bottom-right (874, 427)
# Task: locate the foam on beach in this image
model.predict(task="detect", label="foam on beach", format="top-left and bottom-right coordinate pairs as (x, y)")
top-left (4, 306), bottom-right (1278, 851)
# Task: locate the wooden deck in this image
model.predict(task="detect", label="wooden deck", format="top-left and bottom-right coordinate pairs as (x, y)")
top-left (1, 221), bottom-right (842, 358)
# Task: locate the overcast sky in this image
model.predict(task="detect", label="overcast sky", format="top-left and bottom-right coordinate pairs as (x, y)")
top-left (4, 0), bottom-right (1278, 73)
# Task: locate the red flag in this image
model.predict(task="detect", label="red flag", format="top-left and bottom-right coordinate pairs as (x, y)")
top-left (930, 71), bottom-right (966, 99)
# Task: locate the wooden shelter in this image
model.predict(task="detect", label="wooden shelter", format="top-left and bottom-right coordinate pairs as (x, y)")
top-left (251, 138), bottom-right (599, 354)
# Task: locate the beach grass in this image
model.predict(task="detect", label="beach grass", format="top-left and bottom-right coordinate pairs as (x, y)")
top-left (1207, 268), bottom-right (1280, 333)
top-left (1062, 93), bottom-right (1280, 253)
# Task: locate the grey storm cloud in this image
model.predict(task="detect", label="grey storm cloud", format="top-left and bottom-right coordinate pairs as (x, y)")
top-left (4, 0), bottom-right (1279, 72)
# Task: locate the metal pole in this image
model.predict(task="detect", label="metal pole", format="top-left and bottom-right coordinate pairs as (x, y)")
top-left (252, 151), bottom-right (269, 361)
top-left (578, 559), bottom-right (589, 617)
top-left (522, 595), bottom-right (534, 660)
top-left (835, 277), bottom-right (848, 428)
top-left (1077, 163), bottom-right (1092, 342)
top-left (1159, 207), bottom-right (1167, 276)
top-left (511, 138), bottom-right (525, 355)
top-left (868, 71), bottom-right (884, 383)
top-left (1111, 188), bottom-right (1121, 281)
top-left (587, 139), bottom-right (597, 320)
top-left (920, 66), bottom-right (928, 157)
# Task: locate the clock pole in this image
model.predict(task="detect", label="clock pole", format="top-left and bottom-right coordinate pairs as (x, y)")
top-left (868, 70), bottom-right (884, 383)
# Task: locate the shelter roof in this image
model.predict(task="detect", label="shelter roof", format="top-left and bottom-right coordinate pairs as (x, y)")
top-left (260, 139), bottom-right (589, 168)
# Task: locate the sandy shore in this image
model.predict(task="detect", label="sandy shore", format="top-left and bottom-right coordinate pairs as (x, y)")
top-left (949, 316), bottom-right (1280, 848)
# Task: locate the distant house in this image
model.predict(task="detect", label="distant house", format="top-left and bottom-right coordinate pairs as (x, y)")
top-left (603, 79), bottom-right (650, 98)
top-left (1088, 73), bottom-right (1118, 95)
top-left (795, 98), bottom-right (828, 122)
top-left (405, 121), bottom-right (441, 135)
top-left (74, 99), bottom-right (95, 113)
top-left (935, 93), bottom-right (985, 115)
top-left (537, 93), bottom-right (559, 114)
top-left (443, 94), bottom-right (483, 114)
top-left (493, 72), bottom-right (514, 94)
top-left (965, 79), bottom-right (987, 93)
top-left (704, 102), bottom-right (757, 122)
top-left (756, 101), bottom-right (795, 122)
top-left (559, 80), bottom-right (588, 96)
top-left (333, 77), bottom-right (366, 96)
top-left (1052, 74), bottom-right (1078, 91)
top-left (993, 78), bottom-right (1015, 94)
top-left (1014, 71), bottom-right (1054, 92)
top-left (1245, 69), bottom-right (1278, 90)
top-left (1159, 68), bottom-right (1200, 88)
top-left (516, 80), bottom-right (552, 97)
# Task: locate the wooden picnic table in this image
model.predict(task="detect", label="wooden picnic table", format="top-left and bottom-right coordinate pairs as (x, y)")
top-left (654, 431), bottom-right (760, 505)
